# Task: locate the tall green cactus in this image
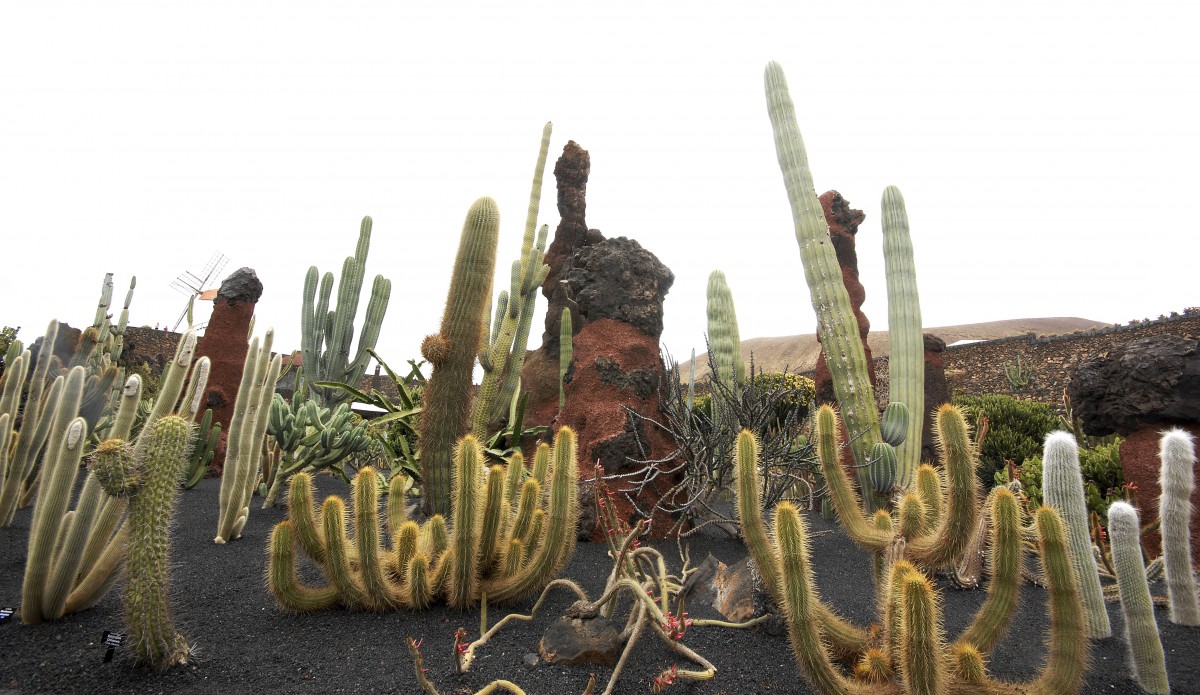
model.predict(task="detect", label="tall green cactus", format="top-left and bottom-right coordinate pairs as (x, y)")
top-left (419, 197), bottom-right (501, 517)
top-left (1158, 428), bottom-right (1199, 625)
top-left (94, 415), bottom-right (194, 669)
top-left (881, 186), bottom-right (924, 489)
top-left (300, 216), bottom-right (392, 408)
top-left (214, 330), bottom-right (282, 543)
top-left (1108, 501), bottom-right (1170, 694)
top-left (267, 427), bottom-right (580, 612)
top-left (706, 270), bottom-right (745, 385)
top-left (558, 307), bottom-right (573, 415)
top-left (765, 61), bottom-right (917, 511)
top-left (1041, 431), bottom-right (1112, 638)
top-left (0, 320), bottom-right (62, 525)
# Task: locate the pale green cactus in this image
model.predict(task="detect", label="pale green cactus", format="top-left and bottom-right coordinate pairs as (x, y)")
top-left (1158, 428), bottom-right (1199, 625)
top-left (1109, 501), bottom-right (1170, 694)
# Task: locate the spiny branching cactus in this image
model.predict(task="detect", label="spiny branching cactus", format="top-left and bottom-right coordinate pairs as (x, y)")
top-left (419, 197), bottom-right (501, 517)
top-left (260, 393), bottom-right (369, 507)
top-left (1041, 431), bottom-right (1112, 638)
top-left (214, 330), bottom-right (282, 543)
top-left (1109, 501), bottom-right (1170, 694)
top-left (1158, 428), bottom-right (1199, 625)
top-left (268, 427), bottom-right (579, 612)
top-left (92, 415), bottom-right (194, 670)
top-left (299, 216), bottom-right (392, 409)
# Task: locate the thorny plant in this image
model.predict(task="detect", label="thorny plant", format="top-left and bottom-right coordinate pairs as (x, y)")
top-left (618, 349), bottom-right (819, 537)
top-left (409, 464), bottom-right (768, 695)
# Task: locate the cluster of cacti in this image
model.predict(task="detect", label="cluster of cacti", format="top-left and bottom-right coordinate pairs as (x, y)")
top-left (214, 330), bottom-right (281, 543)
top-left (260, 391), bottom-right (369, 507)
top-left (737, 403), bottom-right (1088, 694)
top-left (1108, 501), bottom-right (1171, 694)
top-left (418, 197), bottom-right (501, 517)
top-left (1041, 431), bottom-right (1112, 637)
top-left (1, 320), bottom-right (66, 524)
top-left (21, 328), bottom-right (209, 625)
top-left (299, 215), bottom-right (392, 409)
top-left (91, 415), bottom-right (194, 670)
top-left (268, 427), bottom-right (579, 611)
top-left (471, 122), bottom-right (553, 439)
top-left (705, 269), bottom-right (745, 386)
top-left (764, 60), bottom-right (919, 511)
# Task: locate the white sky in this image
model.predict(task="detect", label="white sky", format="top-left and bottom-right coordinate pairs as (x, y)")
top-left (3, 2), bottom-right (1198, 372)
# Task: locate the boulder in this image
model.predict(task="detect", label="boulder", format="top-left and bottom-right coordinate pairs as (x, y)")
top-left (194, 267), bottom-right (263, 474)
top-left (539, 612), bottom-right (622, 666)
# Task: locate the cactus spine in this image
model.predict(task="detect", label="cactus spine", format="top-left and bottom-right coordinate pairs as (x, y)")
top-left (1158, 428), bottom-right (1199, 625)
top-left (419, 197), bottom-right (500, 517)
top-left (881, 186), bottom-right (924, 489)
top-left (215, 330), bottom-right (282, 543)
top-left (1108, 501), bottom-right (1170, 694)
top-left (1041, 431), bottom-right (1112, 638)
top-left (300, 216), bottom-right (392, 408)
top-left (706, 270), bottom-right (745, 385)
top-left (268, 427), bottom-right (579, 612)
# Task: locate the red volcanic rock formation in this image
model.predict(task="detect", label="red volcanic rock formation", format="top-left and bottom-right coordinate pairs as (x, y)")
top-left (193, 267), bottom-right (263, 475)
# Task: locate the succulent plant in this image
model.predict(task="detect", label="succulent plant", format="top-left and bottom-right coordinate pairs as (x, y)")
top-left (1158, 428), bottom-right (1199, 626)
top-left (1109, 501), bottom-right (1170, 694)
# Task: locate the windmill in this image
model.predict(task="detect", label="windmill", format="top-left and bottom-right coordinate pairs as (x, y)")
top-left (170, 252), bottom-right (229, 331)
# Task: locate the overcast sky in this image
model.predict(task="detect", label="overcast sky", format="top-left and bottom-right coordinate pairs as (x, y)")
top-left (3, 2), bottom-right (1197, 374)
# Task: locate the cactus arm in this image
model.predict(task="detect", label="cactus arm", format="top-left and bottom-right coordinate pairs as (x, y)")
top-left (320, 495), bottom-right (369, 610)
top-left (955, 488), bottom-right (1022, 652)
top-left (905, 404), bottom-right (980, 569)
top-left (812, 405), bottom-right (892, 552)
top-left (420, 198), bottom-right (501, 517)
top-left (351, 467), bottom-right (400, 610)
top-left (1022, 506), bottom-right (1089, 695)
top-left (109, 373), bottom-right (143, 442)
top-left (881, 186), bottom-right (924, 490)
top-left (477, 465), bottom-right (507, 575)
top-left (897, 572), bottom-right (945, 695)
top-left (765, 61), bottom-right (885, 510)
top-left (1041, 431), bottom-right (1112, 638)
top-left (64, 522), bottom-right (128, 614)
top-left (558, 308), bottom-right (573, 414)
top-left (267, 521), bottom-right (339, 612)
top-left (41, 474), bottom-right (106, 620)
top-left (447, 436), bottom-right (485, 609)
top-left (1158, 428), bottom-right (1199, 625)
top-left (733, 429), bottom-right (782, 598)
top-left (1109, 501), bottom-right (1170, 694)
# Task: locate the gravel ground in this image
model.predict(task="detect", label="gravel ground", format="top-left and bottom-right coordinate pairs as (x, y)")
top-left (0, 474), bottom-right (1196, 694)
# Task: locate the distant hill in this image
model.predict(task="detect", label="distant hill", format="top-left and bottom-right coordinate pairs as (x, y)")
top-left (679, 317), bottom-right (1110, 380)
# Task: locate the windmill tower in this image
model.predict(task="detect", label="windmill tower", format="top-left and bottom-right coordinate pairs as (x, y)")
top-left (170, 252), bottom-right (229, 331)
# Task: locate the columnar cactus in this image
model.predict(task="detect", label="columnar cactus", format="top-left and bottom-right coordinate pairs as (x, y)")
top-left (881, 186), bottom-right (924, 490)
top-left (1041, 431), bottom-right (1112, 638)
top-left (300, 216), bottom-right (392, 408)
top-left (214, 331), bottom-right (282, 543)
top-left (706, 270), bottom-right (745, 385)
top-left (0, 320), bottom-right (61, 525)
top-left (419, 197), bottom-right (501, 517)
top-left (558, 307), bottom-right (572, 414)
top-left (1158, 428), bottom-right (1199, 625)
top-left (268, 427), bottom-right (579, 612)
top-left (1108, 501), bottom-right (1170, 694)
top-left (765, 61), bottom-right (920, 510)
top-left (95, 415), bottom-right (194, 669)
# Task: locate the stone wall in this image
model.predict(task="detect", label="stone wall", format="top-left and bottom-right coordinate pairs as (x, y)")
top-left (868, 311), bottom-right (1200, 407)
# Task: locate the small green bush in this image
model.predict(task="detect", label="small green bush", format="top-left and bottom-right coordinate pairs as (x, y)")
top-left (752, 372), bottom-right (816, 426)
top-left (954, 393), bottom-right (1059, 486)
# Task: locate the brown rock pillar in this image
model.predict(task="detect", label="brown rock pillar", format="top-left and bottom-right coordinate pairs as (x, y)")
top-left (193, 267), bottom-right (263, 475)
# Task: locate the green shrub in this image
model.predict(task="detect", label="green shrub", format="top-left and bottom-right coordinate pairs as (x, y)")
top-left (1002, 438), bottom-right (1126, 523)
top-left (954, 393), bottom-right (1058, 485)
top-left (752, 372), bottom-right (816, 426)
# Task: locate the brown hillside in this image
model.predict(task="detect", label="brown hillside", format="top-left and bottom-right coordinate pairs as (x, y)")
top-left (680, 317), bottom-right (1109, 380)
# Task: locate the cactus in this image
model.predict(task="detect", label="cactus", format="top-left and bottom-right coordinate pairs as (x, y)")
top-left (182, 408), bottom-right (220, 489)
top-left (706, 270), bottom-right (745, 385)
top-left (0, 320), bottom-right (61, 525)
top-left (268, 427), bottom-right (579, 612)
top-left (214, 331), bottom-right (281, 542)
top-left (260, 393), bottom-right (369, 508)
top-left (419, 197), bottom-right (501, 517)
top-left (880, 187), bottom-right (923, 490)
top-left (95, 415), bottom-right (193, 669)
top-left (765, 61), bottom-right (922, 511)
top-left (558, 307), bottom-right (572, 415)
top-left (1041, 431), bottom-right (1112, 638)
top-left (1109, 501), bottom-right (1170, 694)
top-left (300, 216), bottom-right (392, 408)
top-left (471, 124), bottom-right (554, 439)
top-left (1158, 428), bottom-right (1199, 625)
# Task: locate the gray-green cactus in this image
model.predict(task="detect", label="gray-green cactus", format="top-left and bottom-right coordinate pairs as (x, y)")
top-left (0, 320), bottom-right (62, 525)
top-left (558, 307), bottom-right (573, 415)
top-left (1109, 501), bottom-right (1170, 694)
top-left (261, 393), bottom-right (368, 508)
top-left (881, 186), bottom-right (924, 489)
top-left (300, 216), bottom-right (392, 408)
top-left (1158, 428), bottom-right (1199, 625)
top-left (1042, 431), bottom-right (1112, 638)
top-left (706, 270), bottom-right (745, 385)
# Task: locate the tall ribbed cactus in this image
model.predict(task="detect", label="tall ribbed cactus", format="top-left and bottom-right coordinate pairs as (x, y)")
top-left (267, 427), bottom-right (579, 612)
top-left (214, 330), bottom-right (282, 543)
top-left (300, 216), bottom-right (392, 408)
top-left (765, 61), bottom-right (917, 511)
top-left (1158, 428), bottom-right (1199, 625)
top-left (472, 123), bottom-right (553, 438)
top-left (558, 307), bottom-right (572, 415)
top-left (881, 186), bottom-right (923, 490)
top-left (1041, 431), bottom-right (1112, 638)
top-left (1109, 501), bottom-right (1170, 694)
top-left (419, 197), bottom-right (500, 517)
top-left (706, 270), bottom-right (745, 385)
top-left (0, 320), bottom-right (62, 525)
